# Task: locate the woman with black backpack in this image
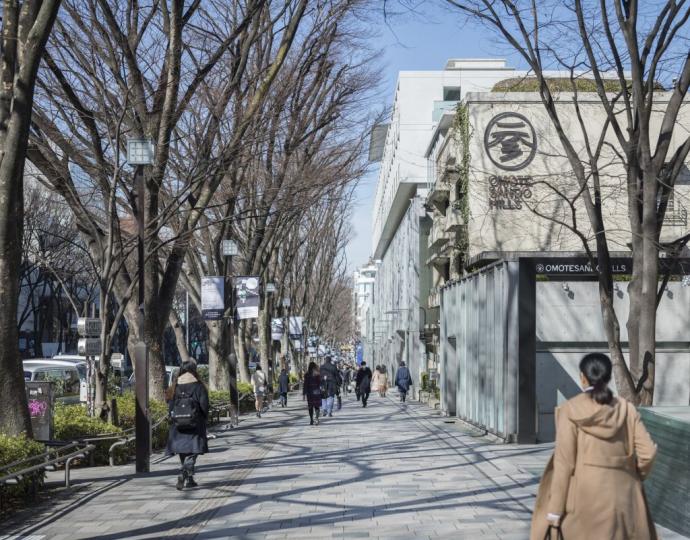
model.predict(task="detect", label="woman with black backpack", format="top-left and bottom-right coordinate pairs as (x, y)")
top-left (166, 361), bottom-right (209, 490)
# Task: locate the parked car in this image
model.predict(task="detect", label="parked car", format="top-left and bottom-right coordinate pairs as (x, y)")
top-left (126, 365), bottom-right (179, 391)
top-left (23, 359), bottom-right (86, 404)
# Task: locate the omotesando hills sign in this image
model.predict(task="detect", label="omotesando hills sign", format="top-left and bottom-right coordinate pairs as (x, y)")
top-left (484, 112), bottom-right (539, 211)
top-left (488, 175), bottom-right (533, 210)
top-left (532, 257), bottom-right (690, 276)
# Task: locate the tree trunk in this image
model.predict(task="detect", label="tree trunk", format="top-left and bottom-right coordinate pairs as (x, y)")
top-left (0, 0), bottom-right (61, 438)
top-left (258, 297), bottom-right (271, 385)
top-left (145, 318), bottom-right (167, 402)
top-left (208, 321), bottom-right (230, 391)
top-left (597, 250), bottom-right (637, 402)
top-left (169, 311), bottom-right (191, 365)
top-left (236, 320), bottom-right (250, 383)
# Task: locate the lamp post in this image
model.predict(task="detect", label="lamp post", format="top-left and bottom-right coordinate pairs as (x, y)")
top-left (127, 138), bottom-right (155, 474)
top-left (222, 239), bottom-right (239, 426)
top-left (281, 297), bottom-right (291, 373)
top-left (265, 283), bottom-right (276, 378)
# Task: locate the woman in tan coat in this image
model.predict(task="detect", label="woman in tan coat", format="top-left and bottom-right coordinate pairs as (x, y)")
top-left (530, 353), bottom-right (658, 540)
top-left (378, 367), bottom-right (388, 397)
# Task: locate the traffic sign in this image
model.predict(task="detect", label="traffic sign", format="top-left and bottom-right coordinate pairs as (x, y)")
top-left (78, 318), bottom-right (102, 337)
top-left (78, 338), bottom-right (102, 356)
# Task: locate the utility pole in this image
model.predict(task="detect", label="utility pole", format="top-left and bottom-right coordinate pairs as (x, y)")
top-left (223, 239), bottom-right (239, 426)
top-left (128, 139), bottom-right (154, 474)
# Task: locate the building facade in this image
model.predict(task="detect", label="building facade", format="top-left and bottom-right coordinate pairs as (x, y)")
top-left (367, 59), bottom-right (524, 392)
top-left (426, 90), bottom-right (690, 441)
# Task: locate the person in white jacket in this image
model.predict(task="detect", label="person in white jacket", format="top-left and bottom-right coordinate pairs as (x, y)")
top-left (251, 365), bottom-right (267, 418)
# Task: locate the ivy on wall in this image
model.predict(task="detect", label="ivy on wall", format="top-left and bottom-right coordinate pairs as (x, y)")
top-left (452, 102), bottom-right (471, 271)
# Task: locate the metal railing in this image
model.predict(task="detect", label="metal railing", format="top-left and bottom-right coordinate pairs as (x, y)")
top-left (0, 441), bottom-right (96, 495)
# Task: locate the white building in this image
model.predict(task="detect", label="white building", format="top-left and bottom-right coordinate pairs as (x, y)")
top-left (368, 59), bottom-right (525, 389)
top-left (353, 263), bottom-right (377, 340)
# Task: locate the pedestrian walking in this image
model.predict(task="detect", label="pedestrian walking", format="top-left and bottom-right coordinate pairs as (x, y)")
top-left (343, 365), bottom-right (352, 395)
top-left (320, 356), bottom-right (338, 417)
top-left (378, 367), bottom-right (388, 398)
top-left (303, 361), bottom-right (322, 425)
top-left (371, 365), bottom-right (381, 394)
top-left (278, 367), bottom-right (290, 407)
top-left (251, 365), bottom-right (267, 418)
top-left (166, 361), bottom-right (209, 491)
top-left (335, 365), bottom-right (344, 410)
top-left (355, 361), bottom-right (372, 407)
top-left (530, 353), bottom-right (658, 540)
top-left (395, 361), bottom-right (412, 402)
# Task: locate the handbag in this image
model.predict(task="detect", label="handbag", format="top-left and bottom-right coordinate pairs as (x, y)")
top-left (543, 525), bottom-right (564, 540)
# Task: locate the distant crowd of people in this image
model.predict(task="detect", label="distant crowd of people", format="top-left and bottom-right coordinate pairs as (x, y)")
top-left (302, 358), bottom-right (414, 424)
top-left (161, 350), bottom-right (662, 539)
top-left (163, 357), bottom-right (415, 489)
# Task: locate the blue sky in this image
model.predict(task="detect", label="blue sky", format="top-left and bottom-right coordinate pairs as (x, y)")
top-left (345, 3), bottom-right (516, 271)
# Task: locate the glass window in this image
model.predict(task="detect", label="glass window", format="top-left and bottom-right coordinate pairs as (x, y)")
top-left (443, 86), bottom-right (461, 101)
top-left (24, 371), bottom-right (32, 381)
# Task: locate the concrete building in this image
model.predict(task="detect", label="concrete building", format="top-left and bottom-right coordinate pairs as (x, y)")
top-left (425, 90), bottom-right (690, 442)
top-left (368, 59), bottom-right (526, 391)
top-left (353, 263), bottom-right (377, 341)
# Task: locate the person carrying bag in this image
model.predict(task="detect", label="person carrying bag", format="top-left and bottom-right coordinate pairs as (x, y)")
top-left (530, 353), bottom-right (658, 540)
top-left (166, 361), bottom-right (209, 491)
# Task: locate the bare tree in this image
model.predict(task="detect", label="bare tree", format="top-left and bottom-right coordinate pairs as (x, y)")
top-left (28, 0), bottom-right (307, 400)
top-left (0, 1), bottom-right (62, 437)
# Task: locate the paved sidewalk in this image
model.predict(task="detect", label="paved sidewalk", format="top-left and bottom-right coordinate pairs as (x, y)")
top-left (2, 393), bottom-right (687, 539)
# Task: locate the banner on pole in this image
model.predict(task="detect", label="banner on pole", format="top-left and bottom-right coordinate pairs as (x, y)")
top-left (201, 276), bottom-right (224, 320)
top-left (234, 276), bottom-right (260, 319)
top-left (271, 318), bottom-right (284, 341)
top-left (288, 316), bottom-right (303, 339)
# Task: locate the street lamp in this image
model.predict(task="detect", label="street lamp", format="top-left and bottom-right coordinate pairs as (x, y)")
top-left (264, 282), bottom-right (276, 382)
top-left (127, 138), bottom-right (155, 474)
top-left (222, 238), bottom-right (239, 426)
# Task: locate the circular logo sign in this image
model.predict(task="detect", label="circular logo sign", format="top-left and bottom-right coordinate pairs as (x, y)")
top-left (484, 112), bottom-right (537, 171)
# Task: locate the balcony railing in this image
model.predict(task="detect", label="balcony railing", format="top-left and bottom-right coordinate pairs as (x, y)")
top-left (432, 100), bottom-right (459, 122)
top-left (428, 218), bottom-right (451, 251)
top-left (444, 206), bottom-right (465, 233)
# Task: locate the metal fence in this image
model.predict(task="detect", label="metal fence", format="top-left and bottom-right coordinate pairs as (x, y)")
top-left (440, 261), bottom-right (520, 439)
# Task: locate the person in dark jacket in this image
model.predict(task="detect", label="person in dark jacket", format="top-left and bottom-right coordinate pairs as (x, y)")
top-left (303, 361), bottom-right (322, 425)
top-left (355, 362), bottom-right (373, 407)
top-left (166, 361), bottom-right (209, 490)
top-left (343, 365), bottom-right (352, 395)
top-left (278, 368), bottom-right (290, 407)
top-left (320, 356), bottom-right (339, 417)
top-left (395, 361), bottom-right (412, 402)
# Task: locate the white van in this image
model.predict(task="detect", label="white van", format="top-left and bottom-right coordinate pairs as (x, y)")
top-left (23, 359), bottom-right (86, 404)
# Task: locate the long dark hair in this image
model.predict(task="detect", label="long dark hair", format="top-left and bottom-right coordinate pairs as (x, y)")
top-left (307, 361), bottom-right (318, 376)
top-left (579, 353), bottom-right (613, 405)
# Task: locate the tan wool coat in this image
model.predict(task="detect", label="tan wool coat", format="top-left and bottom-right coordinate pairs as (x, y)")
top-left (530, 392), bottom-right (658, 540)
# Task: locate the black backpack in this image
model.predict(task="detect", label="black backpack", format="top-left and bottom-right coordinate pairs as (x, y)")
top-left (172, 387), bottom-right (199, 431)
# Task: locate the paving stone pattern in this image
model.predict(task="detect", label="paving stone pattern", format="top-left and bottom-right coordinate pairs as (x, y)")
top-left (1, 393), bottom-right (687, 540)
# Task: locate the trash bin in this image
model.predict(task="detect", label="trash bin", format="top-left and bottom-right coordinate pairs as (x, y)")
top-left (25, 381), bottom-right (54, 441)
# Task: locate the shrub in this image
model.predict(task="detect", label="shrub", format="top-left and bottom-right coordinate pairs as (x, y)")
top-left (208, 390), bottom-right (230, 406)
top-left (53, 403), bottom-right (123, 464)
top-left (114, 392), bottom-right (169, 451)
top-left (0, 433), bottom-right (45, 503)
top-left (289, 373), bottom-right (299, 385)
top-left (208, 387), bottom-right (254, 414)
top-left (197, 365), bottom-right (209, 385)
